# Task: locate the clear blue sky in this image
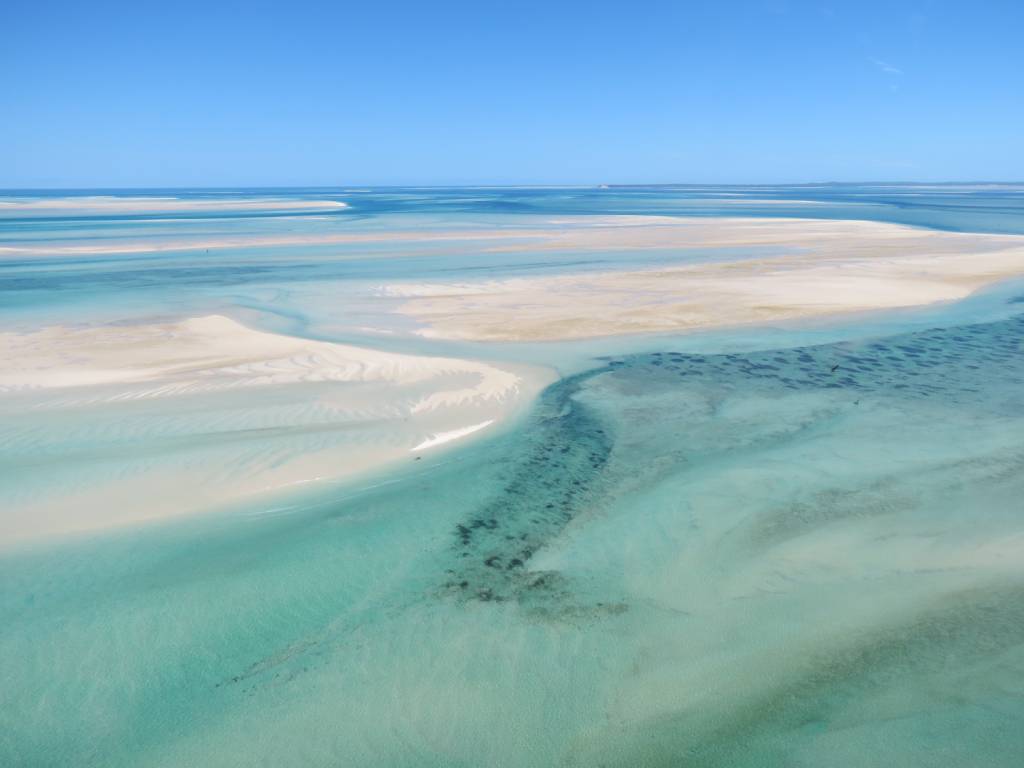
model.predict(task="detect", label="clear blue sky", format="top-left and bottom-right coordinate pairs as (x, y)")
top-left (2, 0), bottom-right (1022, 187)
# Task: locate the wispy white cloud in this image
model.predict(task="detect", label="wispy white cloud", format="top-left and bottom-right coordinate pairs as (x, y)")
top-left (870, 57), bottom-right (903, 75)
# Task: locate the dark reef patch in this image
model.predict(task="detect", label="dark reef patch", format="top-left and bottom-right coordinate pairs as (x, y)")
top-left (440, 311), bottom-right (1024, 611)
top-left (441, 368), bottom-right (616, 611)
top-left (623, 311), bottom-right (1024, 409)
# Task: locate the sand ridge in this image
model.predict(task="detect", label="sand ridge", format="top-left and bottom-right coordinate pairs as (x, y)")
top-left (382, 217), bottom-right (1024, 341)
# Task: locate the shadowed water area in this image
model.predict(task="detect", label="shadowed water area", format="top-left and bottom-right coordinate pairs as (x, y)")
top-left (3, 303), bottom-right (1024, 766)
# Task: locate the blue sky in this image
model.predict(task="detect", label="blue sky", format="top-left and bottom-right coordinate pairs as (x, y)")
top-left (2, 0), bottom-right (1022, 186)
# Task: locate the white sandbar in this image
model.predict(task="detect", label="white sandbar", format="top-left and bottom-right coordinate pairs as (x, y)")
top-left (0, 316), bottom-right (551, 543)
top-left (410, 420), bottom-right (496, 452)
top-left (0, 196), bottom-right (348, 215)
top-left (384, 217), bottom-right (1024, 341)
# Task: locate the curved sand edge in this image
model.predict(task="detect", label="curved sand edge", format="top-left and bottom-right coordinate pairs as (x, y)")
top-left (0, 315), bottom-right (554, 544)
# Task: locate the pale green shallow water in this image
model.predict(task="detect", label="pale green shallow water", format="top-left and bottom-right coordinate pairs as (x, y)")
top-left (3, 186), bottom-right (1024, 766)
top-left (3, 307), bottom-right (1024, 766)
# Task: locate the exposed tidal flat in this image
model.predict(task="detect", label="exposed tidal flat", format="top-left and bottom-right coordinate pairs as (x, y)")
top-left (3, 187), bottom-right (1024, 766)
top-left (0, 313), bottom-right (545, 542)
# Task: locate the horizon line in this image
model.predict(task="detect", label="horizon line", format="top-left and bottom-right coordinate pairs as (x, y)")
top-left (2, 180), bottom-right (1024, 193)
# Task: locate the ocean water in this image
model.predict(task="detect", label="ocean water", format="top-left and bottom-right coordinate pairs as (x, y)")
top-left (2, 186), bottom-right (1024, 766)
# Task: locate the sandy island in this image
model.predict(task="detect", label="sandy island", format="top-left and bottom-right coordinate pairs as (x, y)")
top-left (382, 217), bottom-right (1024, 341)
top-left (0, 196), bottom-right (348, 215)
top-left (0, 316), bottom-right (551, 543)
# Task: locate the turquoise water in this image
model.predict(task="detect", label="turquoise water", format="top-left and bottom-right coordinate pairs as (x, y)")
top-left (3, 186), bottom-right (1024, 766)
top-left (4, 183), bottom-right (1024, 334)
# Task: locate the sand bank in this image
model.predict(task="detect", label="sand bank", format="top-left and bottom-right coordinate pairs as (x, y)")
top-left (0, 196), bottom-right (348, 215)
top-left (0, 316), bottom-right (551, 543)
top-left (0, 314), bottom-right (525, 397)
top-left (0, 212), bottom-right (929, 258)
top-left (0, 229), bottom-right (547, 257)
top-left (383, 217), bottom-right (1024, 341)
top-left (0, 213), bottom-right (934, 258)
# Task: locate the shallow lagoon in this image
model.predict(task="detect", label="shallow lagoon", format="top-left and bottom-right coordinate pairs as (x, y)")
top-left (3, 186), bottom-right (1024, 766)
